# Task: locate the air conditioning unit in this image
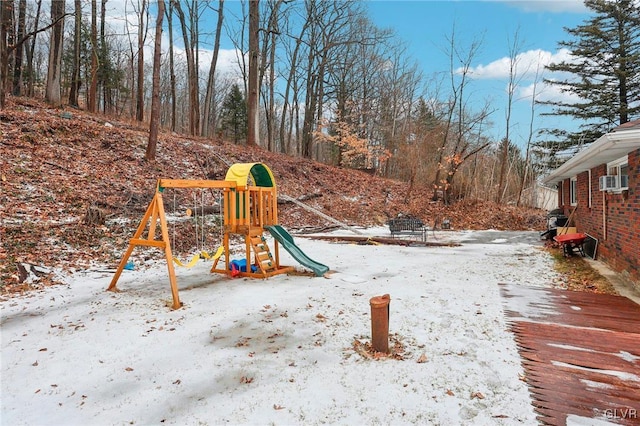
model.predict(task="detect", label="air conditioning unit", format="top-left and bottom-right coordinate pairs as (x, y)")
top-left (599, 175), bottom-right (618, 191)
top-left (620, 175), bottom-right (629, 188)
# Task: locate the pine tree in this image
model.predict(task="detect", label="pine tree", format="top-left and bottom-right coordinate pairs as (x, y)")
top-left (220, 84), bottom-right (247, 144)
top-left (538, 0), bottom-right (640, 162)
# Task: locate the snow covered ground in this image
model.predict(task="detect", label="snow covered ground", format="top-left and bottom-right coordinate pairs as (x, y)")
top-left (1, 229), bottom-right (562, 425)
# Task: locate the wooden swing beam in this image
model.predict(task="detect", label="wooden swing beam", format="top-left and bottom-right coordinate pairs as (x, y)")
top-left (156, 179), bottom-right (236, 190)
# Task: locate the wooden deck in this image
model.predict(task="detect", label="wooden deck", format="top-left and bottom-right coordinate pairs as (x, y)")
top-left (500, 284), bottom-right (640, 425)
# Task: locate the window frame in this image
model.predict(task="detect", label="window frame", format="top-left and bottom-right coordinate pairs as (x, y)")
top-left (607, 156), bottom-right (629, 192)
top-left (570, 177), bottom-right (578, 206)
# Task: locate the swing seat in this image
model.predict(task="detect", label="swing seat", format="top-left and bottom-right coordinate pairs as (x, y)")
top-left (173, 253), bottom-right (202, 268)
top-left (209, 246), bottom-right (225, 260)
top-left (173, 247), bottom-right (225, 268)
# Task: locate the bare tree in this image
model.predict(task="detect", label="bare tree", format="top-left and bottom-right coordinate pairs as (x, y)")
top-left (45, 0), bottom-right (66, 107)
top-left (100, 0), bottom-right (111, 113)
top-left (0, 0), bottom-right (12, 109)
top-left (1, 0), bottom-right (64, 108)
top-left (68, 0), bottom-right (82, 107)
top-left (431, 27), bottom-right (493, 203)
top-left (496, 29), bottom-right (525, 203)
top-left (136, 0), bottom-right (148, 122)
top-left (279, 4), bottom-right (309, 154)
top-left (172, 0), bottom-right (200, 135)
top-left (11, 0), bottom-right (26, 96)
top-left (300, 1), bottom-right (366, 159)
top-left (88, 0), bottom-right (98, 112)
top-left (202, 0), bottom-right (224, 138)
top-left (147, 0), bottom-right (164, 162)
top-left (246, 0), bottom-right (259, 145)
top-left (165, 0), bottom-right (176, 131)
top-left (24, 0), bottom-right (42, 97)
top-left (517, 56), bottom-right (544, 206)
top-left (256, 0), bottom-right (286, 150)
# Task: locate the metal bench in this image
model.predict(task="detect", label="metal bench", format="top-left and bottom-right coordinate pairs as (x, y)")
top-left (388, 217), bottom-right (427, 241)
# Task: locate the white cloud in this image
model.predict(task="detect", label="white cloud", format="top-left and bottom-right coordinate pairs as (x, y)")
top-left (196, 48), bottom-right (244, 78)
top-left (455, 46), bottom-right (583, 116)
top-left (517, 80), bottom-right (582, 104)
top-left (461, 48), bottom-right (574, 80)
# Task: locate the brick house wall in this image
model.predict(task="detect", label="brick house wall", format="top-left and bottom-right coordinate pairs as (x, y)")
top-left (556, 148), bottom-right (639, 285)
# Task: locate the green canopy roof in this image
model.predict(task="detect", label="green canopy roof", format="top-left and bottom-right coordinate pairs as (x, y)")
top-left (225, 163), bottom-right (276, 188)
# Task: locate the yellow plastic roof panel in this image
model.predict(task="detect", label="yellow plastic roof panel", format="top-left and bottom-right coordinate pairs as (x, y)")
top-left (225, 163), bottom-right (276, 188)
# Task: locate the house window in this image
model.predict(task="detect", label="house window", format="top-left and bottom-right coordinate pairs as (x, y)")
top-left (607, 156), bottom-right (629, 190)
top-left (570, 177), bottom-right (577, 205)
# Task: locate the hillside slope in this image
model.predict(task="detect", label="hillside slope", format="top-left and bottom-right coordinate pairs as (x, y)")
top-left (1, 98), bottom-right (545, 293)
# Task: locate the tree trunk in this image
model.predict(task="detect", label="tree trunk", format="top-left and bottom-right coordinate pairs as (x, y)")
top-left (172, 0), bottom-right (200, 136)
top-left (100, 0), bottom-right (110, 113)
top-left (11, 0), bottom-right (26, 97)
top-left (68, 0), bottom-right (81, 107)
top-left (259, 0), bottom-right (282, 151)
top-left (146, 0), bottom-right (164, 162)
top-left (25, 0), bottom-right (42, 98)
top-left (0, 0), bottom-right (12, 109)
top-left (266, 26), bottom-right (276, 150)
top-left (496, 138), bottom-right (509, 203)
top-left (202, 0), bottom-right (224, 137)
top-left (279, 20), bottom-right (308, 154)
top-left (247, 0), bottom-right (259, 146)
top-left (136, 0), bottom-right (147, 122)
top-left (165, 0), bottom-right (176, 131)
top-left (88, 0), bottom-right (98, 112)
top-left (45, 0), bottom-right (65, 107)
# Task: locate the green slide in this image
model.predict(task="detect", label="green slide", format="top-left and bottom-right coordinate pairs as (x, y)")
top-left (265, 225), bottom-right (329, 276)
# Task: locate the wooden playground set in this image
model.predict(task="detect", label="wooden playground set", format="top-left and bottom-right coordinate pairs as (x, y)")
top-left (107, 162), bottom-right (328, 309)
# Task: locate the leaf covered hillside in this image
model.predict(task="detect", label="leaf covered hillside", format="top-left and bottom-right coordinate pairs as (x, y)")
top-left (0, 98), bottom-right (546, 293)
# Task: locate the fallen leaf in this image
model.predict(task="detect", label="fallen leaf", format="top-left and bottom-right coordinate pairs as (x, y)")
top-left (471, 391), bottom-right (485, 400)
top-left (273, 404), bottom-right (285, 410)
top-left (446, 389), bottom-right (454, 396)
top-left (416, 352), bottom-right (428, 363)
top-left (125, 367), bottom-right (134, 372)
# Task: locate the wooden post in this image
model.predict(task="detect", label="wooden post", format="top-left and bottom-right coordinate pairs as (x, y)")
top-left (107, 192), bottom-right (182, 309)
top-left (156, 192), bottom-right (181, 309)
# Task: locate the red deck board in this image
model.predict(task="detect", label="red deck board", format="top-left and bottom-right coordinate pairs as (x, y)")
top-left (500, 283), bottom-right (640, 425)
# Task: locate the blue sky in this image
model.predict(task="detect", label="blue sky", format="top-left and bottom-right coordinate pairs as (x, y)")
top-left (365, 0), bottom-right (592, 149)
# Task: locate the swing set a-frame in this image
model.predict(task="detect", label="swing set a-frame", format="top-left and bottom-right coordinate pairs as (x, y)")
top-left (107, 163), bottom-right (295, 309)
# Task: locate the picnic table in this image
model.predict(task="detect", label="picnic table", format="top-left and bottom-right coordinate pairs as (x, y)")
top-left (554, 232), bottom-right (587, 257)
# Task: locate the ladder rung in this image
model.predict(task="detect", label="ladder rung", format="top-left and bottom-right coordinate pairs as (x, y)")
top-left (250, 234), bottom-right (275, 274)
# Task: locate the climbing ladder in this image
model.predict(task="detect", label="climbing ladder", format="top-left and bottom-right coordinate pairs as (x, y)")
top-left (250, 234), bottom-right (276, 274)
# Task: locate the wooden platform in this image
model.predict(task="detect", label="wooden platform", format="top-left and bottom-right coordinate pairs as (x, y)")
top-left (500, 284), bottom-right (640, 425)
